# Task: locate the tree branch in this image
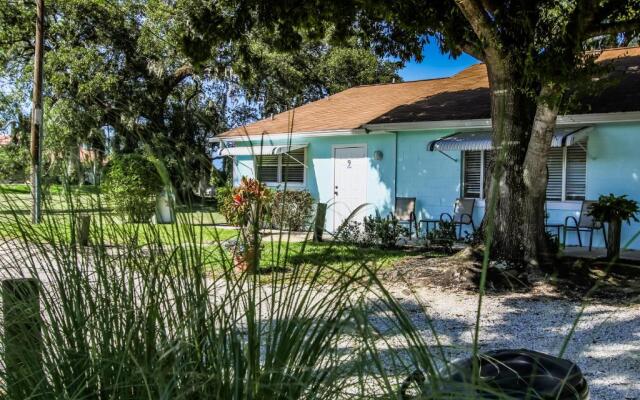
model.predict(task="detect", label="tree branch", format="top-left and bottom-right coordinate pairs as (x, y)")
top-left (459, 41), bottom-right (484, 61)
top-left (169, 64), bottom-right (194, 88)
top-left (588, 20), bottom-right (640, 38)
top-left (454, 0), bottom-right (501, 61)
top-left (454, 0), bottom-right (494, 40)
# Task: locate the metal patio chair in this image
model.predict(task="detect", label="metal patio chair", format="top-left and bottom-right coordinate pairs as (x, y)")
top-left (544, 202), bottom-right (564, 242)
top-left (391, 197), bottom-right (418, 239)
top-left (563, 200), bottom-right (607, 251)
top-left (440, 198), bottom-right (476, 239)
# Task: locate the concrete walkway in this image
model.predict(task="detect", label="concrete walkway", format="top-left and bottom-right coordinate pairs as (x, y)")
top-left (563, 246), bottom-right (640, 262)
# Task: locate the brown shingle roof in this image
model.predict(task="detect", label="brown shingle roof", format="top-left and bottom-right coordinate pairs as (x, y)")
top-left (219, 47), bottom-right (640, 137)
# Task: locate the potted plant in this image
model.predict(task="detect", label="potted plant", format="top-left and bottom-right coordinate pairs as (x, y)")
top-left (588, 194), bottom-right (639, 259)
top-left (228, 177), bottom-right (272, 273)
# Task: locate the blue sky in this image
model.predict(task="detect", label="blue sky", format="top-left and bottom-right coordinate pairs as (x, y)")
top-left (398, 41), bottom-right (479, 81)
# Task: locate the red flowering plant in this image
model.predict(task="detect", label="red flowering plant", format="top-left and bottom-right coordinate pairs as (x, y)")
top-left (228, 177), bottom-right (272, 272)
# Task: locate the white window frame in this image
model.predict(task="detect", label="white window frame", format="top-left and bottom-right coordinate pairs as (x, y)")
top-left (255, 149), bottom-right (307, 188)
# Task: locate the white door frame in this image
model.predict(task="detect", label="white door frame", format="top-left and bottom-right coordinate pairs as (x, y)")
top-left (332, 144), bottom-right (368, 230)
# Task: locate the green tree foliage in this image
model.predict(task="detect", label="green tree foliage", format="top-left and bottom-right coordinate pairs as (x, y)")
top-left (0, 144), bottom-right (29, 183)
top-left (103, 153), bottom-right (163, 222)
top-left (1, 0), bottom-right (401, 196)
top-left (232, 35), bottom-right (401, 115)
top-left (1, 0), bottom-right (224, 196)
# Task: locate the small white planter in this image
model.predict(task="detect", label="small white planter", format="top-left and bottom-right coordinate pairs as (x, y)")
top-left (155, 189), bottom-right (175, 224)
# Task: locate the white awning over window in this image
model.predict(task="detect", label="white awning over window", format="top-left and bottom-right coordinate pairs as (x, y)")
top-left (219, 143), bottom-right (308, 156)
top-left (427, 127), bottom-right (592, 152)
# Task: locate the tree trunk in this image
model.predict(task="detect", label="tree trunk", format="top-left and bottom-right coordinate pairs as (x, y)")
top-left (483, 64), bottom-right (563, 270)
top-left (483, 63), bottom-right (536, 263)
top-left (522, 84), bottom-right (562, 269)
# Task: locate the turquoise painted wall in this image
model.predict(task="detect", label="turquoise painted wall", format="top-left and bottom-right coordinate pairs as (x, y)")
top-left (395, 130), bottom-right (461, 223)
top-left (229, 122), bottom-right (640, 249)
top-left (584, 123), bottom-right (640, 249)
top-left (229, 134), bottom-right (397, 231)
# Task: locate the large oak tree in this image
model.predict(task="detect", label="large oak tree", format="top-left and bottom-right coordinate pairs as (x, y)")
top-left (184, 0), bottom-right (640, 267)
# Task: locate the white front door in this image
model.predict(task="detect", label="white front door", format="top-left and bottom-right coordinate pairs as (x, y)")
top-left (333, 145), bottom-right (367, 230)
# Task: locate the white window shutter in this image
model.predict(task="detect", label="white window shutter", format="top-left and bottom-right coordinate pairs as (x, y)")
top-left (546, 148), bottom-right (564, 201)
top-left (281, 148), bottom-right (305, 183)
top-left (256, 155), bottom-right (279, 183)
top-left (565, 145), bottom-right (586, 200)
top-left (463, 151), bottom-right (482, 198)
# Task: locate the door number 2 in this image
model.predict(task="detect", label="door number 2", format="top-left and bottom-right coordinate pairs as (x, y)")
top-left (346, 160), bottom-right (352, 168)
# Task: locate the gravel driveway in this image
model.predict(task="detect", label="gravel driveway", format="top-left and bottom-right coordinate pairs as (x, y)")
top-left (383, 284), bottom-right (640, 400)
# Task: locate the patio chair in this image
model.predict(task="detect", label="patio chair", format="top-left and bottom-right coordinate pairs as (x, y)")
top-left (544, 202), bottom-right (563, 242)
top-left (391, 197), bottom-right (417, 239)
top-left (563, 200), bottom-right (607, 251)
top-left (440, 198), bottom-right (476, 239)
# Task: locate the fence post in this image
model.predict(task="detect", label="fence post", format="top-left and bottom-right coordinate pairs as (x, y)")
top-left (313, 203), bottom-right (327, 243)
top-left (3, 278), bottom-right (44, 398)
top-left (74, 214), bottom-right (91, 246)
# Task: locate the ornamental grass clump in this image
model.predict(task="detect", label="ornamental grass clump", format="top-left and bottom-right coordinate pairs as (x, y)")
top-left (0, 167), bottom-right (599, 400)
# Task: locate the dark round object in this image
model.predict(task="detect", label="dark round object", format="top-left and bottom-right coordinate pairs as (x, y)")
top-left (443, 349), bottom-right (589, 399)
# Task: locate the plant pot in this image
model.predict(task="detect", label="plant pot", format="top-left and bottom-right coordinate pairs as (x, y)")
top-left (606, 218), bottom-right (622, 260)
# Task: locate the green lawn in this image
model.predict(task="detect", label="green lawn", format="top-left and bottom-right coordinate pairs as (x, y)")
top-left (0, 183), bottom-right (427, 278)
top-left (0, 183), bottom-right (231, 244)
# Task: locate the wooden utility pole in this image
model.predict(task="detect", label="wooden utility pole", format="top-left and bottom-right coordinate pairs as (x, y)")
top-left (30, 0), bottom-right (45, 224)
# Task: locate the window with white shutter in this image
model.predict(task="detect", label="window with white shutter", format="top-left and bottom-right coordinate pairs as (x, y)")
top-left (463, 143), bottom-right (586, 201)
top-left (256, 155), bottom-right (279, 183)
top-left (546, 148), bottom-right (564, 201)
top-left (565, 145), bottom-right (586, 200)
top-left (545, 143), bottom-right (587, 201)
top-left (256, 148), bottom-right (306, 185)
top-left (281, 148), bottom-right (305, 184)
top-left (463, 150), bottom-right (482, 198)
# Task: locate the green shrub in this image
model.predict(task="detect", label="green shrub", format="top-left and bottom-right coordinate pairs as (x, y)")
top-left (428, 220), bottom-right (457, 250)
top-left (270, 190), bottom-right (314, 231)
top-left (0, 144), bottom-right (29, 183)
top-left (103, 154), bottom-right (163, 222)
top-left (363, 213), bottom-right (408, 249)
top-left (336, 220), bottom-right (366, 246)
top-left (337, 213), bottom-right (408, 249)
top-left (215, 183), bottom-right (235, 223)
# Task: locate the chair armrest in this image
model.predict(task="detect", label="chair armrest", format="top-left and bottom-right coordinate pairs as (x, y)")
top-left (564, 216), bottom-right (579, 229)
top-left (440, 213), bottom-right (453, 222)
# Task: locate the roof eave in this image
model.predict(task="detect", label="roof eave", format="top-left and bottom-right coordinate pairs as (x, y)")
top-left (210, 128), bottom-right (369, 142)
top-left (364, 111), bottom-right (640, 133)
